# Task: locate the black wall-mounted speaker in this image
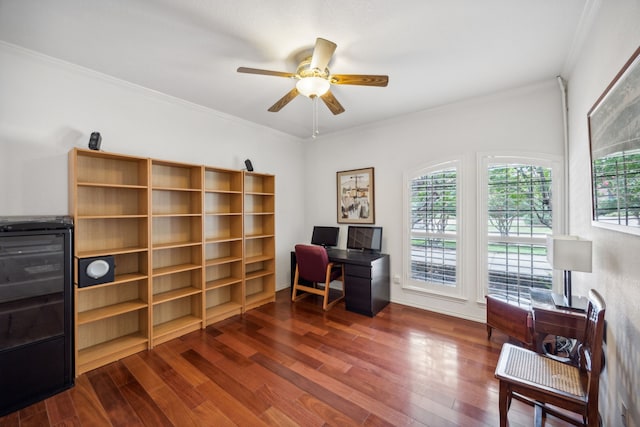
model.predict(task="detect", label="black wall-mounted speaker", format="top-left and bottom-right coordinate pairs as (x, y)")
top-left (88, 132), bottom-right (102, 150)
top-left (244, 159), bottom-right (254, 172)
top-left (78, 255), bottom-right (114, 288)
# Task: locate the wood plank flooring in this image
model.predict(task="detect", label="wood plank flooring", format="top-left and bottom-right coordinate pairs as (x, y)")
top-left (1, 290), bottom-right (575, 427)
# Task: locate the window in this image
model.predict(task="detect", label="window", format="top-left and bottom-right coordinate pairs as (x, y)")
top-left (479, 156), bottom-right (560, 304)
top-left (404, 161), bottom-right (461, 296)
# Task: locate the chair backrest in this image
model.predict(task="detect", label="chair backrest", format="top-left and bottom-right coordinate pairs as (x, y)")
top-left (578, 289), bottom-right (606, 407)
top-left (295, 244), bottom-right (330, 283)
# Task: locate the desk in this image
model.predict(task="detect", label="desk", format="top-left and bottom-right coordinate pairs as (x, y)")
top-left (290, 249), bottom-right (390, 317)
top-left (486, 289), bottom-right (587, 353)
top-left (530, 289), bottom-right (587, 354)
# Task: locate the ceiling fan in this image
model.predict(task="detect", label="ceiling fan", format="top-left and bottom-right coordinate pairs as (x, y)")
top-left (237, 38), bottom-right (389, 116)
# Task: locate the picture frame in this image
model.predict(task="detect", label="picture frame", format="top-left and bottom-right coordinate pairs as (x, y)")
top-left (588, 46), bottom-right (640, 235)
top-left (337, 167), bottom-right (375, 224)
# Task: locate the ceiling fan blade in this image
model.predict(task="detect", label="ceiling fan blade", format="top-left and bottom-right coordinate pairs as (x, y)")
top-left (268, 88), bottom-right (299, 112)
top-left (237, 67), bottom-right (296, 78)
top-left (330, 74), bottom-right (389, 87)
top-left (320, 90), bottom-right (345, 115)
top-left (310, 38), bottom-right (337, 71)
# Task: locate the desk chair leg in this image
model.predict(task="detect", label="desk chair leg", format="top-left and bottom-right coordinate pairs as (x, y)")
top-left (291, 267), bottom-right (299, 302)
top-left (322, 264), bottom-right (344, 311)
top-left (292, 266), bottom-right (311, 302)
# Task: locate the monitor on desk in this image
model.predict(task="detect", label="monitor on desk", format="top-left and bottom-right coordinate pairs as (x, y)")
top-left (310, 226), bottom-right (339, 247)
top-left (347, 226), bottom-right (382, 253)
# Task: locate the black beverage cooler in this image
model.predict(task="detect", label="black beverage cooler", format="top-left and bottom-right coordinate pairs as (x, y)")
top-left (0, 216), bottom-right (74, 416)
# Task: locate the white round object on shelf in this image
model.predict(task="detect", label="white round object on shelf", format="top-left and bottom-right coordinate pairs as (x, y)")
top-left (86, 259), bottom-right (110, 279)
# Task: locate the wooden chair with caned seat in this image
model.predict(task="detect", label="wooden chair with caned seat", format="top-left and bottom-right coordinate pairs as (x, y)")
top-left (291, 244), bottom-right (344, 311)
top-left (494, 289), bottom-right (606, 427)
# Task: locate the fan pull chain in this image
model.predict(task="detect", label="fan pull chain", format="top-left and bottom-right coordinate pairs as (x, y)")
top-left (312, 95), bottom-right (319, 138)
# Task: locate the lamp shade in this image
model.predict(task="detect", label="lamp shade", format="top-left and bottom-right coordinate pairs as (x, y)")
top-left (546, 235), bottom-right (592, 272)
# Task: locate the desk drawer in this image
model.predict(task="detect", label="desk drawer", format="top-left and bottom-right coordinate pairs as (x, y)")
top-left (345, 264), bottom-right (372, 279)
top-left (345, 276), bottom-right (372, 298)
top-left (344, 276), bottom-right (372, 314)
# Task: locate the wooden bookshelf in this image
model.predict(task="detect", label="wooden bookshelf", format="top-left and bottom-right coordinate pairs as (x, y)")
top-left (203, 167), bottom-right (244, 325)
top-left (150, 160), bottom-right (203, 346)
top-left (69, 149), bottom-right (150, 375)
top-left (70, 149), bottom-right (276, 374)
top-left (243, 172), bottom-right (275, 311)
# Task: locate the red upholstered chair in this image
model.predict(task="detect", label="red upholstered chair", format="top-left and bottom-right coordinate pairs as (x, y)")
top-left (494, 289), bottom-right (606, 427)
top-left (292, 244), bottom-right (344, 311)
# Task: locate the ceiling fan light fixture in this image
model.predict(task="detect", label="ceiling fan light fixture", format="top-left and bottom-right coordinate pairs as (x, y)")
top-left (296, 76), bottom-right (330, 98)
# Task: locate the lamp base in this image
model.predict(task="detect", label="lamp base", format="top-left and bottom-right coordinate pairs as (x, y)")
top-left (551, 292), bottom-right (588, 312)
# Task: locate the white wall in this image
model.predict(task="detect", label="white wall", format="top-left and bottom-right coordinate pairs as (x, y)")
top-left (303, 79), bottom-right (565, 322)
top-left (565, 0), bottom-right (640, 425)
top-left (0, 42), bottom-right (305, 290)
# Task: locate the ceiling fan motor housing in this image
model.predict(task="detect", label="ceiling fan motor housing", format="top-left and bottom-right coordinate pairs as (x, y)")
top-left (296, 57), bottom-right (329, 79)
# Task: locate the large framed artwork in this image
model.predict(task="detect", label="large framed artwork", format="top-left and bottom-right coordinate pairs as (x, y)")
top-left (337, 167), bottom-right (375, 224)
top-left (588, 46), bottom-right (640, 235)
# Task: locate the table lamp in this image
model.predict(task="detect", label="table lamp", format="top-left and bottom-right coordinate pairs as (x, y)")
top-left (546, 235), bottom-right (592, 309)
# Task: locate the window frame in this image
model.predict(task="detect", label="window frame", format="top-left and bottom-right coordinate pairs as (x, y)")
top-left (403, 159), bottom-right (464, 299)
top-left (477, 153), bottom-right (564, 304)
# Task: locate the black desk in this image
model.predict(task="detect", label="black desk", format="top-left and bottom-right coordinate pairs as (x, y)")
top-left (290, 249), bottom-right (390, 317)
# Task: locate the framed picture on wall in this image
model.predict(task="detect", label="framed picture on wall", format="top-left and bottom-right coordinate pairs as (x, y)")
top-left (337, 167), bottom-right (375, 224)
top-left (588, 45), bottom-right (640, 235)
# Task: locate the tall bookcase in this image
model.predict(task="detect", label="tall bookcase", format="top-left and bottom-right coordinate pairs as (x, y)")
top-left (204, 167), bottom-right (244, 325)
top-left (69, 149), bottom-right (276, 375)
top-left (150, 160), bottom-right (203, 346)
top-left (243, 172), bottom-right (276, 310)
top-left (69, 149), bottom-right (150, 375)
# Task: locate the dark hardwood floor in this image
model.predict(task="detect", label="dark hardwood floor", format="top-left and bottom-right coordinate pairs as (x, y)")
top-left (0, 290), bottom-right (574, 427)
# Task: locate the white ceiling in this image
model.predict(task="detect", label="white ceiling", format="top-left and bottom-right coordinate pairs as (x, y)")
top-left (0, 0), bottom-right (590, 139)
